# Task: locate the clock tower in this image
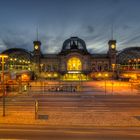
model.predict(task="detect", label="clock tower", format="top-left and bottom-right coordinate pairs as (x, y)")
top-left (33, 40), bottom-right (41, 72)
top-left (33, 41), bottom-right (41, 54)
top-left (108, 40), bottom-right (117, 71)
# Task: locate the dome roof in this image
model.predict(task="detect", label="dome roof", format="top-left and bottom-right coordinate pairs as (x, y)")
top-left (117, 47), bottom-right (140, 64)
top-left (60, 37), bottom-right (88, 54)
top-left (2, 48), bottom-right (32, 61)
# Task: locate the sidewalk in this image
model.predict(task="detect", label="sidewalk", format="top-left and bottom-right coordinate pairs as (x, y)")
top-left (0, 109), bottom-right (140, 127)
top-left (0, 90), bottom-right (140, 127)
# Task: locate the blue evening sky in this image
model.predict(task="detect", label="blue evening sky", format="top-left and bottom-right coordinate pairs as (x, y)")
top-left (0, 0), bottom-right (140, 53)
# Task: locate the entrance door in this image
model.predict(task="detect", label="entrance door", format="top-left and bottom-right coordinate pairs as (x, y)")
top-left (67, 57), bottom-right (82, 71)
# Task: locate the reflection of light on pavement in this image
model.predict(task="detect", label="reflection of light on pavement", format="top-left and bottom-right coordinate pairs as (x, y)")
top-left (29, 80), bottom-right (139, 95)
top-left (87, 80), bottom-right (139, 95)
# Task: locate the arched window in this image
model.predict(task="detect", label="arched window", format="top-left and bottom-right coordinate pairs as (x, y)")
top-left (67, 57), bottom-right (82, 71)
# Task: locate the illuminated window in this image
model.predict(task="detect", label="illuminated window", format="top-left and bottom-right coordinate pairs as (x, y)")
top-left (62, 73), bottom-right (88, 81)
top-left (67, 57), bottom-right (82, 71)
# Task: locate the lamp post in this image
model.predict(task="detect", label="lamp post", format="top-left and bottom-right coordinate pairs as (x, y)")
top-left (128, 59), bottom-right (131, 70)
top-left (138, 59), bottom-right (140, 70)
top-left (0, 54), bottom-right (8, 117)
top-left (112, 64), bottom-right (115, 95)
top-left (104, 73), bottom-right (108, 95)
top-left (78, 74), bottom-right (82, 92)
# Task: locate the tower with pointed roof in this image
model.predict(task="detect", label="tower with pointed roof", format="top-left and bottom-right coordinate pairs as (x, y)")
top-left (33, 27), bottom-right (42, 72)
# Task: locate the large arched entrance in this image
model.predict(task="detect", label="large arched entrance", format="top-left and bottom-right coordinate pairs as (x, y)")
top-left (67, 57), bottom-right (82, 71)
top-left (62, 57), bottom-right (88, 81)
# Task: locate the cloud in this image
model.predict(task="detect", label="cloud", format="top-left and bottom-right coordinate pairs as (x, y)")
top-left (1, 0), bottom-right (140, 54)
top-left (122, 24), bottom-right (131, 30)
top-left (0, 39), bottom-right (7, 51)
top-left (121, 34), bottom-right (140, 45)
top-left (2, 36), bottom-right (30, 49)
top-left (0, 29), bottom-right (32, 53)
top-left (86, 26), bottom-right (95, 34)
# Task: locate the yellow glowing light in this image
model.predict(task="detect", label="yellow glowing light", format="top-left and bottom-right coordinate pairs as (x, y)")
top-left (105, 73), bottom-right (108, 77)
top-left (111, 44), bottom-right (116, 49)
top-left (125, 74), bottom-right (128, 77)
top-left (35, 45), bottom-right (39, 50)
top-left (0, 54), bottom-right (8, 58)
top-left (63, 73), bottom-right (87, 81)
top-left (21, 74), bottom-right (30, 81)
top-left (112, 64), bottom-right (115, 67)
top-left (67, 57), bottom-right (82, 71)
top-left (98, 73), bottom-right (102, 76)
top-left (54, 73), bottom-right (58, 77)
top-left (0, 54), bottom-right (8, 64)
top-left (68, 71), bottom-right (80, 74)
top-left (123, 73), bottom-right (137, 79)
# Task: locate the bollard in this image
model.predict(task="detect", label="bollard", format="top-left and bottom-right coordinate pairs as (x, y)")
top-left (105, 80), bottom-right (107, 95)
top-left (35, 100), bottom-right (38, 120)
top-left (112, 82), bottom-right (114, 94)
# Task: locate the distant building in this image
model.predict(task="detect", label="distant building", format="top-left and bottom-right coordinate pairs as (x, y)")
top-left (1, 37), bottom-right (140, 81)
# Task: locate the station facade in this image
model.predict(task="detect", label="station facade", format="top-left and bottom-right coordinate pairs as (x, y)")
top-left (33, 37), bottom-right (117, 80)
top-left (1, 37), bottom-right (140, 81)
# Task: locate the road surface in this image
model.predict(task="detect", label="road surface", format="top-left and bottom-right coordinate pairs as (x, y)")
top-left (0, 125), bottom-right (140, 140)
top-left (1, 94), bottom-right (140, 139)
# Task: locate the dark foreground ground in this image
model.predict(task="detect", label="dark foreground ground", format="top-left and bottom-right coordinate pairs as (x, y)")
top-left (0, 125), bottom-right (140, 140)
top-left (0, 93), bottom-right (140, 139)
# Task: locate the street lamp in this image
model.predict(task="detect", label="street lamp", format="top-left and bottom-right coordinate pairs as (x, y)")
top-left (112, 64), bottom-right (116, 94)
top-left (40, 64), bottom-right (44, 72)
top-left (104, 73), bottom-right (108, 95)
top-left (0, 54), bottom-right (8, 117)
top-left (128, 59), bottom-right (131, 70)
top-left (134, 59), bottom-right (137, 70)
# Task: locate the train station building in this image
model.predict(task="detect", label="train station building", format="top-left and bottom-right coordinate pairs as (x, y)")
top-left (1, 37), bottom-right (140, 82)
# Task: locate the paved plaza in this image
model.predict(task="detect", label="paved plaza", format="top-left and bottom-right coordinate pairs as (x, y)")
top-left (0, 81), bottom-right (140, 139)
top-left (0, 92), bottom-right (140, 126)
top-left (0, 82), bottom-right (140, 126)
